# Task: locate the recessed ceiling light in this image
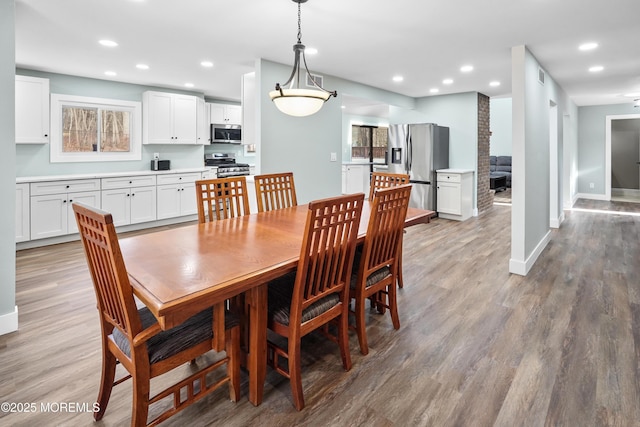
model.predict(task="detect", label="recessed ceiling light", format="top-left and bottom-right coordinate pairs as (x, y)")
top-left (392, 75), bottom-right (404, 82)
top-left (589, 65), bottom-right (604, 72)
top-left (341, 105), bottom-right (346, 109)
top-left (104, 71), bottom-right (117, 76)
top-left (184, 83), bottom-right (194, 88)
top-left (136, 64), bottom-right (149, 70)
top-left (579, 42), bottom-right (598, 51)
top-left (443, 78), bottom-right (453, 85)
top-left (305, 47), bottom-right (318, 55)
top-left (460, 65), bottom-right (473, 73)
top-left (489, 81), bottom-right (501, 87)
top-left (99, 39), bottom-right (118, 47)
top-left (429, 88), bottom-right (439, 93)
top-left (200, 61), bottom-right (213, 67)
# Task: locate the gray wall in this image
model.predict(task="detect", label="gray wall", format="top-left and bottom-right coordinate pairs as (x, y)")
top-left (490, 97), bottom-right (512, 155)
top-left (1, 0), bottom-right (17, 334)
top-left (611, 119), bottom-right (640, 190)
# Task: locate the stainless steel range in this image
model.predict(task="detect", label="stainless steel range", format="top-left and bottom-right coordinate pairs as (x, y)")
top-left (204, 153), bottom-right (250, 178)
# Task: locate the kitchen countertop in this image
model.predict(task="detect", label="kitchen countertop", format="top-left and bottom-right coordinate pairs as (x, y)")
top-left (16, 168), bottom-right (209, 183)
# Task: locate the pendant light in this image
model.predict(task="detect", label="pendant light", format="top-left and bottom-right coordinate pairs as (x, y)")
top-left (269, 0), bottom-right (337, 117)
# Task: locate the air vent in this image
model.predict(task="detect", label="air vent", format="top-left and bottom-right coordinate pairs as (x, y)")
top-left (538, 67), bottom-right (545, 85)
top-left (306, 73), bottom-right (323, 88)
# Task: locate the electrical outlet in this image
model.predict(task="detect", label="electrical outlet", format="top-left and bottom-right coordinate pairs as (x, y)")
top-left (330, 152), bottom-right (337, 162)
top-left (589, 182), bottom-right (595, 189)
top-left (153, 153), bottom-right (160, 159)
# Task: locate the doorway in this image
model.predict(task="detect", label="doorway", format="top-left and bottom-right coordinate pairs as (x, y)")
top-left (606, 114), bottom-right (640, 203)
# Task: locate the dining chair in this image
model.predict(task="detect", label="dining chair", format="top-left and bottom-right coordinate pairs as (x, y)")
top-left (195, 176), bottom-right (250, 223)
top-left (72, 202), bottom-right (240, 427)
top-left (368, 171), bottom-right (410, 288)
top-left (266, 193), bottom-right (365, 410)
top-left (350, 184), bottom-right (412, 355)
top-left (254, 172), bottom-right (297, 213)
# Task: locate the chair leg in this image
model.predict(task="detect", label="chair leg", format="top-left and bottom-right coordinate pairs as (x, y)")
top-left (94, 346), bottom-right (117, 421)
top-left (388, 284), bottom-right (400, 330)
top-left (131, 374), bottom-right (150, 427)
top-left (227, 326), bottom-right (241, 402)
top-left (397, 241), bottom-right (404, 288)
top-left (288, 338), bottom-right (305, 410)
top-left (355, 295), bottom-right (369, 355)
top-left (338, 311), bottom-right (352, 371)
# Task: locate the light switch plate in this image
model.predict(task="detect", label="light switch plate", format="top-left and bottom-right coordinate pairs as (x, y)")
top-left (330, 152), bottom-right (337, 162)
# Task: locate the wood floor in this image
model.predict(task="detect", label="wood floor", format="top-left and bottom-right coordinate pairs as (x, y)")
top-left (2, 201), bottom-right (639, 426)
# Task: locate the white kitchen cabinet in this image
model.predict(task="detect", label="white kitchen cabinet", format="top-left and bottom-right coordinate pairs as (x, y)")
top-left (209, 102), bottom-right (242, 125)
top-left (15, 75), bottom-right (50, 144)
top-left (201, 168), bottom-right (218, 180)
top-left (15, 183), bottom-right (30, 242)
top-left (342, 164), bottom-right (370, 195)
top-left (143, 91), bottom-right (198, 144)
top-left (30, 179), bottom-right (101, 239)
top-left (156, 173), bottom-right (201, 219)
top-left (101, 175), bottom-right (157, 226)
top-left (436, 169), bottom-right (474, 221)
top-left (196, 98), bottom-right (209, 145)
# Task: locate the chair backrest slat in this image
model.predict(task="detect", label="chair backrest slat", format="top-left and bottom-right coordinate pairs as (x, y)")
top-left (292, 194), bottom-right (364, 315)
top-left (196, 177), bottom-right (250, 223)
top-left (254, 172), bottom-right (297, 213)
top-left (368, 172), bottom-right (410, 201)
top-left (73, 202), bottom-right (141, 340)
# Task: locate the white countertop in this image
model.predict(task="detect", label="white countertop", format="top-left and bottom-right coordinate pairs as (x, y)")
top-left (16, 168), bottom-right (208, 183)
top-left (436, 168), bottom-right (475, 174)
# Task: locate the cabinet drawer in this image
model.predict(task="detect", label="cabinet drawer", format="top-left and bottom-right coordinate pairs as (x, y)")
top-left (102, 175), bottom-right (157, 190)
top-left (157, 173), bottom-right (202, 186)
top-left (437, 173), bottom-right (461, 183)
top-left (30, 179), bottom-right (100, 196)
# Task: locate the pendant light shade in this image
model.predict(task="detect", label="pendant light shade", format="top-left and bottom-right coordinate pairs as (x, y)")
top-left (270, 0), bottom-right (336, 117)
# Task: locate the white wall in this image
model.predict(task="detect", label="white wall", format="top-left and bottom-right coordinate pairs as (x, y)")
top-left (510, 45), bottom-right (578, 276)
top-left (1, 0), bottom-right (17, 335)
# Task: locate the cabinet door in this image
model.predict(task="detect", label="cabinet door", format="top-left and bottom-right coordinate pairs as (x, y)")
top-left (157, 184), bottom-right (181, 219)
top-left (196, 98), bottom-right (208, 145)
top-left (16, 183), bottom-right (30, 242)
top-left (15, 75), bottom-right (49, 144)
top-left (226, 105), bottom-right (242, 125)
top-left (68, 191), bottom-right (101, 234)
top-left (130, 186), bottom-right (157, 224)
top-left (345, 165), bottom-right (365, 194)
top-left (209, 103), bottom-right (226, 124)
top-left (173, 95), bottom-right (197, 144)
top-left (437, 182), bottom-right (461, 215)
top-left (101, 188), bottom-right (131, 227)
top-left (144, 92), bottom-right (174, 144)
top-left (179, 185), bottom-right (198, 216)
top-left (31, 194), bottom-right (67, 239)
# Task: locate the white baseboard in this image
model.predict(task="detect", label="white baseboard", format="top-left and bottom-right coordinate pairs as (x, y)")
top-left (509, 230), bottom-right (552, 276)
top-left (0, 306), bottom-right (18, 336)
top-left (576, 192), bottom-right (608, 201)
top-left (550, 211), bottom-right (564, 229)
top-left (612, 188), bottom-right (640, 197)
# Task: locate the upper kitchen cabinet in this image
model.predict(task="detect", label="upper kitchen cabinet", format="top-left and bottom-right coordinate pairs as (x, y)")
top-left (143, 91), bottom-right (198, 144)
top-left (196, 98), bottom-right (208, 144)
top-left (209, 102), bottom-right (241, 126)
top-left (15, 75), bottom-right (50, 144)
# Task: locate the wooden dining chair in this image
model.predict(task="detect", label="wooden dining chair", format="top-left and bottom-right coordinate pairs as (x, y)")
top-left (350, 184), bottom-right (412, 355)
top-left (72, 202), bottom-right (240, 427)
top-left (266, 193), bottom-right (364, 410)
top-left (195, 176), bottom-right (250, 223)
top-left (368, 171), bottom-right (410, 288)
top-left (254, 172), bottom-right (297, 213)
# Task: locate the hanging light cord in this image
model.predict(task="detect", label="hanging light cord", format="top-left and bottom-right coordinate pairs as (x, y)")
top-left (297, 1), bottom-right (302, 44)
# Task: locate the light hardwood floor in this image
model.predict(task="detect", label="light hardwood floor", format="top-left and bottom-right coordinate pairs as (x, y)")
top-left (1, 202), bottom-right (639, 426)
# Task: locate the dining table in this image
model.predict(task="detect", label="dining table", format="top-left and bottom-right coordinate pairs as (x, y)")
top-left (119, 200), bottom-right (434, 406)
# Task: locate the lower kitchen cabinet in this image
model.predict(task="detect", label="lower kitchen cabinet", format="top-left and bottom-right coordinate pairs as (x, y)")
top-left (156, 173), bottom-right (201, 219)
top-left (342, 164), bottom-right (371, 195)
top-left (436, 169), bottom-right (474, 221)
top-left (15, 183), bottom-right (30, 242)
top-left (30, 178), bottom-right (101, 239)
top-left (101, 175), bottom-right (157, 226)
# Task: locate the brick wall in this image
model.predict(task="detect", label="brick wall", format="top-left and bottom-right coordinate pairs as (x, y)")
top-left (477, 93), bottom-right (493, 213)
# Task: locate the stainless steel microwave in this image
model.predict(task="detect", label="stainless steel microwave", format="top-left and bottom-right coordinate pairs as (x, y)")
top-left (210, 124), bottom-right (241, 144)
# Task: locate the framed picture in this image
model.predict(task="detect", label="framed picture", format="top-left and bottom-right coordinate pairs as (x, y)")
top-left (306, 73), bottom-right (323, 88)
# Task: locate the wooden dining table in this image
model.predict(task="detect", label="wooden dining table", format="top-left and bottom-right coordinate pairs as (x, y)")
top-left (119, 201), bottom-right (434, 406)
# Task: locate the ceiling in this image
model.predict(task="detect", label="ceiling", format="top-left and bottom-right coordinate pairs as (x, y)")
top-left (14, 0), bottom-right (640, 113)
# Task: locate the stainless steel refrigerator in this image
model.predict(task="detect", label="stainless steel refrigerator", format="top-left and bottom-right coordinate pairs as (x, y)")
top-left (387, 123), bottom-right (449, 211)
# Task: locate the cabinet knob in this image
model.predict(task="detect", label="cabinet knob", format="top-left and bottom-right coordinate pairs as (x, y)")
top-left (66, 185), bottom-right (70, 188)
top-left (44, 134), bottom-right (48, 137)
top-left (131, 193), bottom-right (135, 196)
top-left (127, 194), bottom-right (130, 197)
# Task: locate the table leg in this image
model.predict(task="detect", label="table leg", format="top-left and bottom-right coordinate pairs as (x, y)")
top-left (247, 284), bottom-right (267, 406)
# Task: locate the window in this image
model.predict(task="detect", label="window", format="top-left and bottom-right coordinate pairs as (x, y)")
top-left (351, 124), bottom-right (388, 162)
top-left (50, 94), bottom-right (142, 162)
